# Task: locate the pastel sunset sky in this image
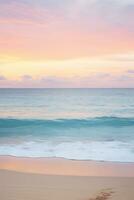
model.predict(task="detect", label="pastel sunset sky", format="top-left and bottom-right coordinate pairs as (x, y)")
top-left (0, 0), bottom-right (134, 88)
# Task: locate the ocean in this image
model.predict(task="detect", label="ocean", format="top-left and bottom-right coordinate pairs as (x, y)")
top-left (0, 88), bottom-right (134, 162)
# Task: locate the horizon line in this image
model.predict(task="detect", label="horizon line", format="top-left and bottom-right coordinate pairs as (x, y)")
top-left (0, 88), bottom-right (134, 89)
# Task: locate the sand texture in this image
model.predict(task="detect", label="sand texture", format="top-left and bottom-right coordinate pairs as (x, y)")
top-left (0, 170), bottom-right (134, 200)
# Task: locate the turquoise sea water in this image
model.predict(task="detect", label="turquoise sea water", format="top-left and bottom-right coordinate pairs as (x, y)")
top-left (0, 88), bottom-right (134, 162)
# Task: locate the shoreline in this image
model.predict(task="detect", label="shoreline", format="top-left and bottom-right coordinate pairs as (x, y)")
top-left (1, 155), bottom-right (134, 177)
top-left (1, 154), bottom-right (134, 164)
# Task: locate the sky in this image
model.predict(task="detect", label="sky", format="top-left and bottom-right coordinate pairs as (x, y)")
top-left (0, 0), bottom-right (134, 88)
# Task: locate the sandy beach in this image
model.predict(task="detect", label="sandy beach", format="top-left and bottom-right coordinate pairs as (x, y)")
top-left (0, 156), bottom-right (134, 200)
top-left (1, 169), bottom-right (134, 200)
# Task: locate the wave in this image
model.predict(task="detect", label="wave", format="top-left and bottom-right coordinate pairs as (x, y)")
top-left (0, 117), bottom-right (134, 162)
top-left (0, 116), bottom-right (134, 129)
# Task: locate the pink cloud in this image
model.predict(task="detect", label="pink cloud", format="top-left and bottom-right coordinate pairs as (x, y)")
top-left (0, 73), bottom-right (133, 88)
top-left (0, 1), bottom-right (134, 59)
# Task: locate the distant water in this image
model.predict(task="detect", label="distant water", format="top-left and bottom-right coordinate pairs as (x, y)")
top-left (0, 88), bottom-right (134, 162)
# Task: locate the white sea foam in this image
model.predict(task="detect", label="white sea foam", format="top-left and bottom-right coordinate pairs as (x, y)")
top-left (0, 140), bottom-right (134, 162)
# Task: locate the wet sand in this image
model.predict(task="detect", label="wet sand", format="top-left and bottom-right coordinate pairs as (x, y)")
top-left (0, 156), bottom-right (134, 177)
